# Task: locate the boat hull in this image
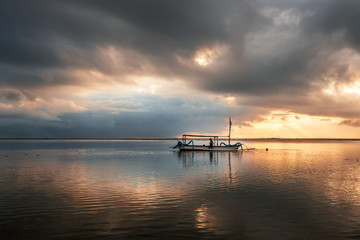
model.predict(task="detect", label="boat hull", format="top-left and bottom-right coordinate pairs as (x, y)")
top-left (179, 145), bottom-right (240, 151)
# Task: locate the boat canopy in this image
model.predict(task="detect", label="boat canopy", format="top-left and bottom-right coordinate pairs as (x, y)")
top-left (182, 134), bottom-right (228, 146)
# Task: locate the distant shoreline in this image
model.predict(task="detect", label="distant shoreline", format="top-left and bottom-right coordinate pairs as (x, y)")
top-left (1, 138), bottom-right (360, 142)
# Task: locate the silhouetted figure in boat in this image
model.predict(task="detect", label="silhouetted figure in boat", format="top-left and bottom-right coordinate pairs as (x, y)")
top-left (209, 138), bottom-right (214, 149)
top-left (173, 141), bottom-right (182, 149)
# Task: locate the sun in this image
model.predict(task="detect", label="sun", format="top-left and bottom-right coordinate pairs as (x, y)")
top-left (195, 56), bottom-right (209, 66)
top-left (193, 47), bottom-right (218, 67)
top-left (191, 44), bottom-right (228, 67)
top-left (194, 52), bottom-right (212, 67)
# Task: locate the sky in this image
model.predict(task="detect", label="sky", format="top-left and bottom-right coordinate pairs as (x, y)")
top-left (1, 0), bottom-right (360, 138)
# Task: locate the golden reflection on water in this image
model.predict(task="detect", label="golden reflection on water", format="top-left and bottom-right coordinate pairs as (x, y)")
top-left (179, 141), bottom-right (360, 235)
top-left (2, 140), bottom-right (360, 239)
top-left (195, 204), bottom-right (216, 231)
top-left (325, 160), bottom-right (360, 207)
top-left (245, 141), bottom-right (360, 210)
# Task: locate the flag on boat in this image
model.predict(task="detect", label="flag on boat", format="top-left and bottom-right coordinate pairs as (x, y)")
top-left (229, 117), bottom-right (232, 127)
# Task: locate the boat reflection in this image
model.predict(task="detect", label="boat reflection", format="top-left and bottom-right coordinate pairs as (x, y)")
top-left (226, 152), bottom-right (243, 187)
top-left (228, 152), bottom-right (233, 187)
top-left (176, 151), bottom-right (243, 187)
top-left (177, 151), bottom-right (219, 167)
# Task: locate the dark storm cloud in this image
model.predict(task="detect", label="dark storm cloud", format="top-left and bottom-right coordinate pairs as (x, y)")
top-left (2, 0), bottom-right (360, 89)
top-left (0, 90), bottom-right (21, 103)
top-left (182, 0), bottom-right (360, 98)
top-left (70, 0), bottom-right (259, 46)
top-left (304, 0), bottom-right (360, 50)
top-left (201, 45), bottom-right (318, 95)
top-left (0, 94), bottom-right (231, 138)
top-left (0, 0), bottom-right (265, 87)
top-left (2, 0), bottom-right (360, 137)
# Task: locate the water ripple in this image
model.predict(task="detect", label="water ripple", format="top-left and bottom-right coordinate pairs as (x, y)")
top-left (1, 140), bottom-right (360, 239)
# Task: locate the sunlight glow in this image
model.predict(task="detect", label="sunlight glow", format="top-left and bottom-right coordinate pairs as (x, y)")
top-left (322, 49), bottom-right (360, 97)
top-left (195, 57), bottom-right (208, 66)
top-left (343, 81), bottom-right (360, 95)
top-left (194, 49), bottom-right (214, 67)
top-left (225, 96), bottom-right (235, 105)
top-left (137, 84), bottom-right (161, 94)
top-left (323, 81), bottom-right (360, 96)
top-left (230, 111), bottom-right (360, 138)
top-left (193, 45), bottom-right (227, 67)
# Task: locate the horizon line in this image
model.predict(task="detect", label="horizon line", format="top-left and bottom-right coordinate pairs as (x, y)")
top-left (1, 137), bottom-right (360, 141)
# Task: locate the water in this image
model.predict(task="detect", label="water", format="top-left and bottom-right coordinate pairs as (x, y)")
top-left (1, 140), bottom-right (360, 239)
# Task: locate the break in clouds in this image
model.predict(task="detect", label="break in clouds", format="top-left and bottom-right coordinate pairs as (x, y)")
top-left (1, 0), bottom-right (360, 137)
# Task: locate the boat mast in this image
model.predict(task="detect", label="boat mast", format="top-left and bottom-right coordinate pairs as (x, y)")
top-left (228, 117), bottom-right (232, 145)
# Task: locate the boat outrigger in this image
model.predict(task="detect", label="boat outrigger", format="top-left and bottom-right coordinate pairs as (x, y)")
top-left (172, 117), bottom-right (253, 151)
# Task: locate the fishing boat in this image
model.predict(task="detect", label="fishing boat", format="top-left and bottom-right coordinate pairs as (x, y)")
top-left (172, 117), bottom-right (253, 151)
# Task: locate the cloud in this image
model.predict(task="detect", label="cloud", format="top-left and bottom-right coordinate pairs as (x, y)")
top-left (0, 93), bottom-right (232, 138)
top-left (1, 0), bottom-right (360, 137)
top-left (339, 120), bottom-right (360, 128)
top-left (303, 0), bottom-right (360, 50)
top-left (0, 90), bottom-right (22, 103)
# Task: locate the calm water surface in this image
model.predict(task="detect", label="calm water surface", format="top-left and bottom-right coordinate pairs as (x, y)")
top-left (1, 140), bottom-right (360, 239)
